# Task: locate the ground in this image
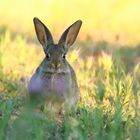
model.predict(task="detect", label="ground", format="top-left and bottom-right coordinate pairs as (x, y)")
top-left (0, 31), bottom-right (140, 139)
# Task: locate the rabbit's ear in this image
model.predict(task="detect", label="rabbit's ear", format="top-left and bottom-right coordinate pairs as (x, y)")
top-left (58, 20), bottom-right (82, 51)
top-left (33, 17), bottom-right (54, 48)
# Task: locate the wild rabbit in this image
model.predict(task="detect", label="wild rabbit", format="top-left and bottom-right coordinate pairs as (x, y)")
top-left (28, 17), bottom-right (82, 108)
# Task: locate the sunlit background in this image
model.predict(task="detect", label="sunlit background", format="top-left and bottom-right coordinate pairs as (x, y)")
top-left (1, 0), bottom-right (140, 45)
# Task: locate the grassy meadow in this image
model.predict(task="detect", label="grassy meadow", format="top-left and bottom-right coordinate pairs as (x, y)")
top-left (0, 0), bottom-right (140, 140)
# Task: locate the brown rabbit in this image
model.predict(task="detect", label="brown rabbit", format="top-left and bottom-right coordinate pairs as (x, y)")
top-left (28, 17), bottom-right (82, 108)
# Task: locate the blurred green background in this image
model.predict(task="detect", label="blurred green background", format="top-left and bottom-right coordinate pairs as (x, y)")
top-left (0, 1), bottom-right (140, 140)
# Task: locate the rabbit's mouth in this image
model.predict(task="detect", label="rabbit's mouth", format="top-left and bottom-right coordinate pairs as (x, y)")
top-left (39, 66), bottom-right (70, 74)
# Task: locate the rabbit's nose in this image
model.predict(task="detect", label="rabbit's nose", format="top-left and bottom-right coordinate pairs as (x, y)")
top-left (52, 62), bottom-right (60, 70)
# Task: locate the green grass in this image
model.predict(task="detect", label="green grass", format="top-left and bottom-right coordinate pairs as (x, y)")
top-left (0, 31), bottom-right (140, 140)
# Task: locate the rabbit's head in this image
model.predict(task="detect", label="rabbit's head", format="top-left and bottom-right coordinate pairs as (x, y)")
top-left (33, 17), bottom-right (82, 73)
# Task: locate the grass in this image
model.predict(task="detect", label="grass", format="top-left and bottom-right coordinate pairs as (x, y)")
top-left (0, 30), bottom-right (140, 140)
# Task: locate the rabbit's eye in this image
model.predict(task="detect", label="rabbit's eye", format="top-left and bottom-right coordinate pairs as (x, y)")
top-left (46, 53), bottom-right (50, 59)
top-left (62, 54), bottom-right (66, 59)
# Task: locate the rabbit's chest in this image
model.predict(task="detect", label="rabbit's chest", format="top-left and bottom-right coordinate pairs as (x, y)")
top-left (29, 73), bottom-right (71, 96)
top-left (50, 74), bottom-right (71, 94)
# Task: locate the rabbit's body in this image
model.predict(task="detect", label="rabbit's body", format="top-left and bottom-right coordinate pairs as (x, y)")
top-left (28, 59), bottom-right (78, 102)
top-left (28, 17), bottom-right (82, 107)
